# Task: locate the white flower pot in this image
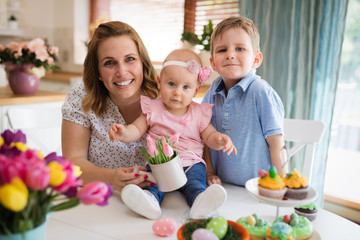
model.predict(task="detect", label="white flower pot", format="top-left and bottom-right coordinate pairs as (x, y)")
top-left (8, 20), bottom-right (18, 30)
top-left (144, 154), bottom-right (187, 192)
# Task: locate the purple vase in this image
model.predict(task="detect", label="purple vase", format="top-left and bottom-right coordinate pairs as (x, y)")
top-left (8, 70), bottom-right (40, 95)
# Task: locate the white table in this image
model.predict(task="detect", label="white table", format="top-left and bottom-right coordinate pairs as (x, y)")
top-left (47, 184), bottom-right (360, 239)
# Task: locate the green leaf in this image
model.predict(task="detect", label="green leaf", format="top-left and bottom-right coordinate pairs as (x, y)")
top-left (50, 199), bottom-right (80, 212)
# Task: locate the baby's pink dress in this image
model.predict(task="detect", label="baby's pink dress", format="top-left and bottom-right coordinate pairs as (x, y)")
top-left (141, 96), bottom-right (213, 167)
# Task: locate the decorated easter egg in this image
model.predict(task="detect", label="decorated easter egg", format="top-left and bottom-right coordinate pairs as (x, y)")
top-left (246, 215), bottom-right (256, 226)
top-left (191, 228), bottom-right (219, 240)
top-left (206, 216), bottom-right (228, 239)
top-left (283, 214), bottom-right (291, 224)
top-left (258, 169), bottom-right (267, 178)
top-left (269, 166), bottom-right (277, 178)
top-left (152, 218), bottom-right (177, 237)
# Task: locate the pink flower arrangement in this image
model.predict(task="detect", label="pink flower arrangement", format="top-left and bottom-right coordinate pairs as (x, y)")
top-left (0, 130), bottom-right (112, 235)
top-left (0, 38), bottom-right (59, 78)
top-left (140, 133), bottom-right (180, 164)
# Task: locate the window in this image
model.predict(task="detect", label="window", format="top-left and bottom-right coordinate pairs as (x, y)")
top-left (110, 0), bottom-right (184, 63)
top-left (324, 0), bottom-right (360, 210)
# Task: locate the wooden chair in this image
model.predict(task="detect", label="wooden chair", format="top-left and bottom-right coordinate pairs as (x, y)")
top-left (283, 118), bottom-right (326, 181)
top-left (5, 102), bottom-right (63, 156)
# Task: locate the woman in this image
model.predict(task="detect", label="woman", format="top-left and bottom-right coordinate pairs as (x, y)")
top-left (61, 21), bottom-right (159, 191)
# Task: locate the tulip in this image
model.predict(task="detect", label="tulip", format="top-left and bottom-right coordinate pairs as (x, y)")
top-left (50, 160), bottom-right (82, 193)
top-left (77, 182), bottom-right (111, 205)
top-left (48, 161), bottom-right (66, 187)
top-left (169, 132), bottom-right (180, 145)
top-left (163, 142), bottom-right (174, 157)
top-left (0, 177), bottom-right (28, 212)
top-left (25, 159), bottom-right (50, 190)
top-left (146, 135), bottom-right (158, 158)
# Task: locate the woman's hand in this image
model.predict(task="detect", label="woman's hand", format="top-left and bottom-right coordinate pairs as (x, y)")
top-left (111, 165), bottom-right (153, 192)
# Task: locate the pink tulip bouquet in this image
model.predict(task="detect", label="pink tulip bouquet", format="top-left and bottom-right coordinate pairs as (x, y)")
top-left (0, 130), bottom-right (112, 235)
top-left (140, 133), bottom-right (180, 165)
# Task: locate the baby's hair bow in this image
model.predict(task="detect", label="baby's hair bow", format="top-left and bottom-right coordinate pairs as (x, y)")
top-left (162, 60), bottom-right (211, 84)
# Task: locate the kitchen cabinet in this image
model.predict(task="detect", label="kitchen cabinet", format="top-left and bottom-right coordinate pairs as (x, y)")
top-left (0, 86), bottom-right (66, 155)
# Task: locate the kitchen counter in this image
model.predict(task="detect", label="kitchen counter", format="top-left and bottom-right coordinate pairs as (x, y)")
top-left (0, 86), bottom-right (66, 106)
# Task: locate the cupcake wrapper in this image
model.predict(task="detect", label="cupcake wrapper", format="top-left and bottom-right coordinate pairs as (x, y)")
top-left (258, 186), bottom-right (287, 200)
top-left (294, 209), bottom-right (317, 222)
top-left (285, 187), bottom-right (309, 200)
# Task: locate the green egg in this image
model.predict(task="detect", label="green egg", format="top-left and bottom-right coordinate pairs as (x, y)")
top-left (206, 216), bottom-right (228, 239)
top-left (269, 166), bottom-right (277, 178)
top-left (290, 213), bottom-right (298, 220)
top-left (256, 218), bottom-right (265, 226)
top-left (290, 217), bottom-right (299, 226)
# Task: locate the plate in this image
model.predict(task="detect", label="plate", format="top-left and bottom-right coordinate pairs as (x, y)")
top-left (245, 178), bottom-right (318, 207)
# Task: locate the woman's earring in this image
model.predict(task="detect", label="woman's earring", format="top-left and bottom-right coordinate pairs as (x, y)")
top-left (98, 76), bottom-right (102, 81)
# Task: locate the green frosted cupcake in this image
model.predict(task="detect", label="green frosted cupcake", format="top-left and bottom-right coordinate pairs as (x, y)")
top-left (274, 213), bottom-right (313, 240)
top-left (237, 214), bottom-right (271, 240)
top-left (294, 202), bottom-right (318, 222)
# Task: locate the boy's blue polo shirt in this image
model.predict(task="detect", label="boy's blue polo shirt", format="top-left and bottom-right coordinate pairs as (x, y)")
top-left (202, 70), bottom-right (284, 186)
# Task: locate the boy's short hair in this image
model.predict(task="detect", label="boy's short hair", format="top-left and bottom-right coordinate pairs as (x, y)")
top-left (210, 16), bottom-right (260, 56)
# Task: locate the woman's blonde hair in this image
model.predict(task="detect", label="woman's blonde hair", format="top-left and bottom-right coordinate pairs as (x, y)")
top-left (210, 16), bottom-right (260, 57)
top-left (82, 21), bottom-right (159, 115)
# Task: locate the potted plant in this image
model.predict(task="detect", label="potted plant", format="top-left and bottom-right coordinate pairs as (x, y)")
top-left (8, 15), bottom-right (18, 30)
top-left (0, 129), bottom-right (113, 239)
top-left (138, 134), bottom-right (187, 192)
top-left (0, 38), bottom-right (60, 95)
top-left (181, 20), bottom-right (214, 51)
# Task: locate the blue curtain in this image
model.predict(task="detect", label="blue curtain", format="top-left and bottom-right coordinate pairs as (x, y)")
top-left (239, 0), bottom-right (348, 205)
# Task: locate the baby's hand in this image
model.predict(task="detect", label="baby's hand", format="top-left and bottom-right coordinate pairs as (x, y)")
top-left (109, 123), bottom-right (127, 142)
top-left (217, 134), bottom-right (237, 155)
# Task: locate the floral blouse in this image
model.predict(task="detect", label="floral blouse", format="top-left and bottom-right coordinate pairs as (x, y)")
top-left (62, 81), bottom-right (146, 168)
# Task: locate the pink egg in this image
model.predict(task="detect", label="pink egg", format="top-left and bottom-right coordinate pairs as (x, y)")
top-left (152, 218), bottom-right (177, 237)
top-left (191, 228), bottom-right (219, 240)
top-left (258, 169), bottom-right (267, 178)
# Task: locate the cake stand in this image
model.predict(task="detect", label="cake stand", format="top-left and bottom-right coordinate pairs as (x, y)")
top-left (245, 177), bottom-right (318, 218)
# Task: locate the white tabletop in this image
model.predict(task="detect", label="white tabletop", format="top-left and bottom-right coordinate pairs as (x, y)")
top-left (47, 184), bottom-right (360, 240)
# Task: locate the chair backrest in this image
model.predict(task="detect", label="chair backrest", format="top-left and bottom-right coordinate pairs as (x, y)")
top-left (283, 118), bottom-right (326, 181)
top-left (5, 102), bottom-right (63, 156)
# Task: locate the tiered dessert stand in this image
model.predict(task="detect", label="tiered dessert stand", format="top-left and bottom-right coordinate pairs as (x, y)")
top-left (245, 177), bottom-right (318, 219)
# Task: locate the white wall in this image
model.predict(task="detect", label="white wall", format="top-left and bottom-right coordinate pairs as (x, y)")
top-left (11, 0), bottom-right (88, 72)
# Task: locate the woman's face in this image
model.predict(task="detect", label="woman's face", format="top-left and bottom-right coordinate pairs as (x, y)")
top-left (97, 36), bottom-right (143, 105)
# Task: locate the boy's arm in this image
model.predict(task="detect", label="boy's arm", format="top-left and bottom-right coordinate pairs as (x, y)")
top-left (200, 123), bottom-right (237, 155)
top-left (266, 134), bottom-right (288, 176)
top-left (203, 145), bottom-right (222, 185)
top-left (109, 114), bottom-right (148, 143)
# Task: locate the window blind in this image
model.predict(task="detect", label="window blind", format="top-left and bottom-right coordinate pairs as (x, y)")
top-left (185, 0), bottom-right (240, 35)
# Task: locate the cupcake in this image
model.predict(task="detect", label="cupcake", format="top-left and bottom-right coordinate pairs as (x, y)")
top-left (266, 222), bottom-right (293, 240)
top-left (258, 166), bottom-right (287, 200)
top-left (283, 169), bottom-right (309, 200)
top-left (294, 202), bottom-right (318, 222)
top-left (274, 213), bottom-right (313, 240)
top-left (237, 213), bottom-right (271, 240)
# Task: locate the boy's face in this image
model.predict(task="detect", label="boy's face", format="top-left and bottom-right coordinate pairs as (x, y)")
top-left (210, 28), bottom-right (262, 88)
top-left (158, 66), bottom-right (200, 116)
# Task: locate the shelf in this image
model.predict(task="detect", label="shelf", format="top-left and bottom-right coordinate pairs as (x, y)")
top-left (0, 28), bottom-right (25, 37)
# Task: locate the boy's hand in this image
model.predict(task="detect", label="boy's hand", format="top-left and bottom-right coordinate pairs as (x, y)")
top-left (217, 134), bottom-right (237, 155)
top-left (207, 173), bottom-right (222, 186)
top-left (109, 123), bottom-right (127, 142)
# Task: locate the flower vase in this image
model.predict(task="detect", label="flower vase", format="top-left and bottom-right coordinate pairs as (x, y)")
top-left (7, 69), bottom-right (40, 95)
top-left (0, 218), bottom-right (47, 240)
top-left (147, 154), bottom-right (187, 192)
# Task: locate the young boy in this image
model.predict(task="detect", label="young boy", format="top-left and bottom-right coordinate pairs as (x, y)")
top-left (203, 16), bottom-right (287, 186)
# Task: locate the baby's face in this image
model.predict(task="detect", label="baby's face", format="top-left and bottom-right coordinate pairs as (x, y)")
top-left (210, 27), bottom-right (258, 84)
top-left (158, 66), bottom-right (199, 116)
